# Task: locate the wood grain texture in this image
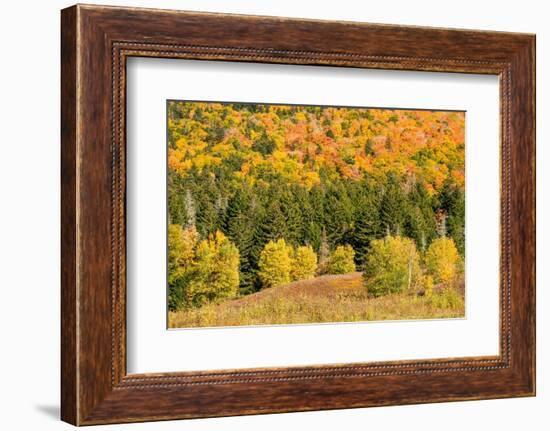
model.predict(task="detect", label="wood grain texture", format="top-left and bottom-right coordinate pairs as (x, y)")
top-left (60, 4), bottom-right (536, 425)
top-left (60, 5), bottom-right (78, 425)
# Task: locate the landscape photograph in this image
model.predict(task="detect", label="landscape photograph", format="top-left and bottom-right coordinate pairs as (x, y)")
top-left (167, 100), bottom-right (465, 328)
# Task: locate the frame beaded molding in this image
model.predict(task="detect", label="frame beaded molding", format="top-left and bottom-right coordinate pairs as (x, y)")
top-left (110, 41), bottom-right (513, 388)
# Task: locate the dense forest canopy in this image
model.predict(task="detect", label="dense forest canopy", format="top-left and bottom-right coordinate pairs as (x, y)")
top-left (167, 101), bottom-right (465, 300)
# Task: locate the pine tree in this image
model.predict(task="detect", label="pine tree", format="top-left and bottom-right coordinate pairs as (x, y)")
top-left (379, 174), bottom-right (408, 236)
top-left (245, 189), bottom-right (288, 290)
top-left (437, 180), bottom-right (465, 255)
top-left (280, 188), bottom-right (303, 246)
top-left (196, 202), bottom-right (217, 236)
top-left (223, 190), bottom-right (256, 293)
top-left (167, 173), bottom-right (188, 226)
top-left (352, 181), bottom-right (382, 266)
top-left (405, 181), bottom-right (436, 252)
top-left (258, 199), bottom-right (287, 243)
top-left (305, 186), bottom-right (325, 250)
top-left (323, 182), bottom-right (354, 246)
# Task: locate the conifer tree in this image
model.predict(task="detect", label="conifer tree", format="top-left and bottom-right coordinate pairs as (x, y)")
top-left (438, 180), bottom-right (465, 255)
top-left (167, 174), bottom-right (188, 226)
top-left (323, 182), bottom-right (354, 246)
top-left (258, 199), bottom-right (287, 243)
top-left (223, 190), bottom-right (256, 292)
top-left (280, 188), bottom-right (303, 246)
top-left (379, 174), bottom-right (408, 236)
top-left (306, 186), bottom-right (326, 250)
top-left (405, 181), bottom-right (436, 252)
top-left (352, 182), bottom-right (382, 266)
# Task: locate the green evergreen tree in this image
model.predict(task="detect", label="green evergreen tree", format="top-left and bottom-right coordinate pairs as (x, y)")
top-left (306, 186), bottom-right (325, 250)
top-left (405, 181), bottom-right (436, 252)
top-left (280, 187), bottom-right (304, 246)
top-left (351, 179), bottom-right (382, 266)
top-left (437, 180), bottom-right (465, 255)
top-left (223, 189), bottom-right (257, 293)
top-left (167, 173), bottom-right (189, 226)
top-left (323, 182), bottom-right (354, 246)
top-left (380, 174), bottom-right (408, 236)
top-left (258, 199), bottom-right (287, 243)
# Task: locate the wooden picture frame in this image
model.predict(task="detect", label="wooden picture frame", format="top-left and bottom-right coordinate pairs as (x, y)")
top-left (61, 4), bottom-right (535, 425)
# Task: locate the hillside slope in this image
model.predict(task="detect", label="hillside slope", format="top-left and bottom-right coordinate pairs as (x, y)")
top-left (168, 273), bottom-right (464, 328)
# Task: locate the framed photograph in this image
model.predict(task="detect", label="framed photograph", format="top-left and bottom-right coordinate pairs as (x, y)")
top-left (61, 4), bottom-right (535, 425)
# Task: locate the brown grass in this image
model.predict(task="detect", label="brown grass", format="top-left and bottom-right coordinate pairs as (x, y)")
top-left (168, 272), bottom-right (465, 328)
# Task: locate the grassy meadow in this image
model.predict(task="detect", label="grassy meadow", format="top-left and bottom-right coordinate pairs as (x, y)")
top-left (167, 101), bottom-right (465, 328)
top-left (169, 273), bottom-right (464, 328)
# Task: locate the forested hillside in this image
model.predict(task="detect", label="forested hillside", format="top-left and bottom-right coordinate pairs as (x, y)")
top-left (167, 101), bottom-right (465, 311)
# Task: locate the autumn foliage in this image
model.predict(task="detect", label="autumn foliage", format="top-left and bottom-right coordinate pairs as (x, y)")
top-left (424, 237), bottom-right (461, 284)
top-left (363, 235), bottom-right (422, 297)
top-left (291, 245), bottom-right (318, 281)
top-left (328, 245), bottom-right (356, 274)
top-left (258, 239), bottom-right (294, 288)
top-left (167, 101), bottom-right (465, 317)
top-left (168, 102), bottom-right (465, 193)
top-left (168, 225), bottom-right (240, 309)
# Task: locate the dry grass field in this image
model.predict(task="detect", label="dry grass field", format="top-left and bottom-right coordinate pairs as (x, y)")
top-left (168, 272), bottom-right (465, 328)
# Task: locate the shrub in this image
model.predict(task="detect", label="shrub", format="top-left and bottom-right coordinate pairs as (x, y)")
top-left (425, 237), bottom-right (460, 284)
top-left (363, 235), bottom-right (421, 297)
top-left (427, 287), bottom-right (463, 309)
top-left (258, 239), bottom-right (293, 288)
top-left (421, 274), bottom-right (435, 297)
top-left (327, 245), bottom-right (356, 274)
top-left (291, 245), bottom-right (318, 281)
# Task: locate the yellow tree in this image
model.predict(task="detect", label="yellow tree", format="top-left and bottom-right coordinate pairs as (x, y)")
top-left (192, 231), bottom-right (240, 305)
top-left (291, 245), bottom-right (318, 281)
top-left (258, 239), bottom-right (293, 288)
top-left (168, 225), bottom-right (198, 279)
top-left (167, 224), bottom-right (199, 310)
top-left (424, 237), bottom-right (460, 284)
top-left (363, 235), bottom-right (421, 297)
top-left (327, 245), bottom-right (356, 274)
